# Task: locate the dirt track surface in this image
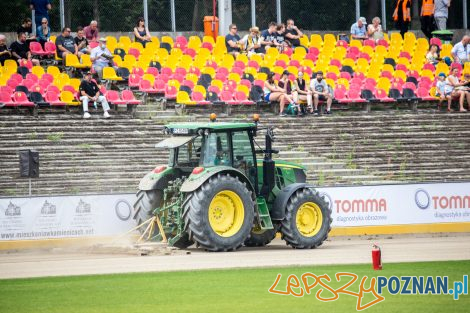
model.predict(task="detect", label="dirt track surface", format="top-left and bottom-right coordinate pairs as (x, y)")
top-left (1, 234), bottom-right (469, 279)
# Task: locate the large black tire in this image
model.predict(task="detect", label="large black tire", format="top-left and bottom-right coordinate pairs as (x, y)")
top-left (183, 173), bottom-right (255, 252)
top-left (133, 189), bottom-right (194, 248)
top-left (133, 189), bottom-right (162, 237)
top-left (280, 188), bottom-right (331, 249)
top-left (244, 226), bottom-right (277, 247)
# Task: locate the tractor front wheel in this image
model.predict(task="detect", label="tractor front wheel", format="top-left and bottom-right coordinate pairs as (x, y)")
top-left (280, 188), bottom-right (331, 249)
top-left (184, 174), bottom-right (254, 251)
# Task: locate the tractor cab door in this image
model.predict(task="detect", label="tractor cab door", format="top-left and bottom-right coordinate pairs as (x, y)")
top-left (231, 130), bottom-right (257, 190)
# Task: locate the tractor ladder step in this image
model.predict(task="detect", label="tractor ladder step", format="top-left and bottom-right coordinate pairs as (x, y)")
top-left (256, 197), bottom-right (274, 230)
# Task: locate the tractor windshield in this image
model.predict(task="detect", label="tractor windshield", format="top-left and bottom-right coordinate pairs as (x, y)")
top-left (202, 132), bottom-right (230, 167)
top-left (168, 137), bottom-right (202, 168)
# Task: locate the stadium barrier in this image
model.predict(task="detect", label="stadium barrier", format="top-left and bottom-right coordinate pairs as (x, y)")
top-left (1, 182), bottom-right (470, 249)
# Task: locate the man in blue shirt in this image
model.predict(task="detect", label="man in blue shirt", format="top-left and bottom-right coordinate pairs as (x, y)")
top-left (30, 0), bottom-right (51, 30)
top-left (225, 24), bottom-right (241, 57)
top-left (350, 17), bottom-right (368, 41)
top-left (260, 22), bottom-right (278, 53)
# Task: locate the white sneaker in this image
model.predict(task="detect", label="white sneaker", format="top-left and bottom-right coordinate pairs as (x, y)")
top-left (83, 112), bottom-right (91, 119)
top-left (103, 111), bottom-right (110, 118)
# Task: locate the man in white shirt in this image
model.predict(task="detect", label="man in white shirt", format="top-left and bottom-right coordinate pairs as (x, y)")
top-left (309, 71), bottom-right (333, 115)
top-left (90, 37), bottom-right (114, 80)
top-left (451, 36), bottom-right (470, 65)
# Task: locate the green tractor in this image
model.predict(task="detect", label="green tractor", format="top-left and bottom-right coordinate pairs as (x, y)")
top-left (133, 115), bottom-right (331, 251)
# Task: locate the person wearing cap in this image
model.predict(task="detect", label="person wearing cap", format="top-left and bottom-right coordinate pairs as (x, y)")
top-left (79, 71), bottom-right (111, 119)
top-left (436, 72), bottom-right (453, 111)
top-left (264, 72), bottom-right (297, 117)
top-left (350, 17), bottom-right (368, 41)
top-left (55, 27), bottom-right (78, 59)
top-left (240, 26), bottom-right (262, 56)
top-left (90, 37), bottom-right (115, 80)
top-left (367, 17), bottom-right (384, 41)
top-left (310, 71), bottom-right (333, 115)
top-left (278, 70), bottom-right (301, 115)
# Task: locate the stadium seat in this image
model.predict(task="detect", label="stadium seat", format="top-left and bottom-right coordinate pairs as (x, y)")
top-left (13, 91), bottom-right (34, 107)
top-left (60, 90), bottom-right (80, 106)
top-left (165, 85), bottom-right (177, 100)
top-left (375, 88), bottom-right (395, 102)
top-left (106, 90), bottom-right (127, 105)
top-left (0, 91), bottom-right (15, 107)
top-left (121, 90), bottom-right (141, 105)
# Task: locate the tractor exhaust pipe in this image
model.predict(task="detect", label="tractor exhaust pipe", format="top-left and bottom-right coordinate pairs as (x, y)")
top-left (260, 127), bottom-right (277, 197)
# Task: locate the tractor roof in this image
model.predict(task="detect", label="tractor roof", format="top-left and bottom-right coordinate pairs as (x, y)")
top-left (165, 122), bottom-right (257, 134)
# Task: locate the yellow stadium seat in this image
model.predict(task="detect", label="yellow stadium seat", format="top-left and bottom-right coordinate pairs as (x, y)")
top-left (277, 53), bottom-right (290, 64)
top-left (47, 66), bottom-right (61, 78)
top-left (236, 84), bottom-right (250, 96)
top-left (342, 58), bottom-right (355, 68)
top-left (65, 54), bottom-right (86, 68)
top-left (309, 34), bottom-right (323, 48)
top-left (142, 73), bottom-right (155, 85)
top-left (301, 59), bottom-right (315, 69)
top-left (177, 90), bottom-right (196, 105)
top-left (170, 48), bottom-right (183, 58)
top-left (150, 36), bottom-right (160, 47)
top-left (294, 46), bottom-right (307, 57)
top-left (382, 64), bottom-right (395, 73)
top-left (235, 54), bottom-right (248, 64)
top-left (323, 33), bottom-right (336, 47)
top-left (416, 38), bottom-right (429, 50)
top-left (184, 73), bottom-right (198, 83)
top-left (202, 66), bottom-right (216, 77)
top-left (4, 60), bottom-right (18, 74)
top-left (390, 32), bottom-right (403, 44)
top-left (167, 79), bottom-right (180, 90)
top-left (272, 66), bottom-right (284, 75)
top-left (228, 72), bottom-right (241, 83)
top-left (210, 79), bottom-right (223, 90)
top-left (349, 39), bottom-right (363, 50)
top-left (221, 54), bottom-right (234, 69)
top-left (435, 63), bottom-right (449, 75)
top-left (362, 46), bottom-right (374, 57)
top-left (193, 85), bottom-right (207, 98)
top-left (81, 54), bottom-right (92, 67)
top-left (266, 47), bottom-right (279, 57)
top-left (324, 78), bottom-right (335, 89)
top-left (129, 42), bottom-right (144, 51)
top-left (327, 65), bottom-right (340, 76)
top-left (162, 36), bottom-right (174, 46)
top-left (103, 67), bottom-right (123, 81)
top-left (299, 35), bottom-right (309, 47)
top-left (188, 36), bottom-right (202, 50)
top-left (119, 35), bottom-right (132, 47)
top-left (336, 78), bottom-right (349, 89)
top-left (393, 70), bottom-right (407, 81)
top-left (60, 90), bottom-right (80, 105)
top-left (202, 35), bottom-right (215, 45)
top-left (440, 44), bottom-right (453, 58)
top-left (106, 36), bottom-right (118, 48)
top-left (255, 72), bottom-right (267, 81)
top-left (375, 45), bottom-right (388, 57)
top-left (69, 78), bottom-right (81, 91)
top-left (31, 66), bottom-right (45, 77)
top-left (244, 67), bottom-right (257, 77)
top-left (112, 55), bottom-right (123, 67)
top-left (377, 77), bottom-right (391, 92)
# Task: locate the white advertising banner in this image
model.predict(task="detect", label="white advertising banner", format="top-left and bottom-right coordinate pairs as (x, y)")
top-left (0, 194), bottom-right (135, 241)
top-left (1, 182), bottom-right (469, 241)
top-left (316, 182), bottom-right (470, 227)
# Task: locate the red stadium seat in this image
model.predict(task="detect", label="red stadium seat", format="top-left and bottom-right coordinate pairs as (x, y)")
top-left (13, 91), bottom-right (34, 106)
top-left (416, 87), bottom-right (437, 101)
top-left (191, 91), bottom-right (210, 105)
top-left (154, 79), bottom-right (165, 93)
top-left (128, 74), bottom-right (141, 88)
top-left (234, 91), bottom-right (254, 105)
top-left (45, 91), bottom-right (66, 106)
top-left (121, 90), bottom-right (141, 105)
top-left (139, 79), bottom-right (158, 94)
top-left (106, 90), bottom-right (127, 105)
top-left (29, 41), bottom-right (48, 57)
top-left (165, 85), bottom-right (177, 100)
top-left (0, 91), bottom-right (15, 107)
top-left (375, 88), bottom-right (395, 102)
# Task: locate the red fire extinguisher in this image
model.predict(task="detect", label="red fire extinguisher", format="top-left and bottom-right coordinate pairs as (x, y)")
top-left (372, 244), bottom-right (382, 270)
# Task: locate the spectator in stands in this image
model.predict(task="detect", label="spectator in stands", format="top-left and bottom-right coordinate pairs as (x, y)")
top-left (420, 0), bottom-right (435, 39)
top-left (36, 17), bottom-right (51, 48)
top-left (84, 21), bottom-right (99, 42)
top-left (134, 17), bottom-right (151, 47)
top-left (56, 27), bottom-right (77, 59)
top-left (260, 22), bottom-right (277, 53)
top-left (285, 19), bottom-right (306, 50)
top-left (240, 26), bottom-right (262, 56)
top-left (10, 32), bottom-right (40, 66)
top-left (75, 26), bottom-right (89, 55)
top-left (426, 44), bottom-right (441, 65)
top-left (351, 17), bottom-right (368, 41)
top-left (447, 67), bottom-right (470, 112)
top-left (0, 35), bottom-right (11, 66)
top-left (278, 70), bottom-right (301, 116)
top-left (90, 37), bottom-right (115, 80)
top-left (293, 71), bottom-right (313, 113)
top-left (367, 17), bottom-right (384, 41)
top-left (310, 71), bottom-right (333, 115)
top-left (274, 24), bottom-right (290, 52)
top-left (225, 24), bottom-right (241, 57)
top-left (17, 18), bottom-right (36, 42)
top-left (79, 71), bottom-right (111, 119)
top-left (392, 0), bottom-right (411, 37)
top-left (436, 72), bottom-right (453, 111)
top-left (264, 72), bottom-right (297, 117)
top-left (451, 36), bottom-right (470, 65)
top-left (434, 0), bottom-right (451, 30)
top-left (30, 0), bottom-right (51, 29)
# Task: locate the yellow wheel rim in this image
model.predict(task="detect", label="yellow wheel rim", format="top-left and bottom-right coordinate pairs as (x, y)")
top-left (296, 202), bottom-right (323, 237)
top-left (208, 190), bottom-right (245, 237)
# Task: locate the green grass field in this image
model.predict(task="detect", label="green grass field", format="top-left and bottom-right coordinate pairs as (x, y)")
top-left (0, 260), bottom-right (468, 313)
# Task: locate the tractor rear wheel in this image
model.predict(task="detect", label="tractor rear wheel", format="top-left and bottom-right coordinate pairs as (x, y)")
top-left (244, 226), bottom-right (277, 247)
top-left (280, 188), bottom-right (331, 249)
top-left (184, 173), bottom-right (254, 251)
top-left (133, 189), bottom-right (162, 237)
